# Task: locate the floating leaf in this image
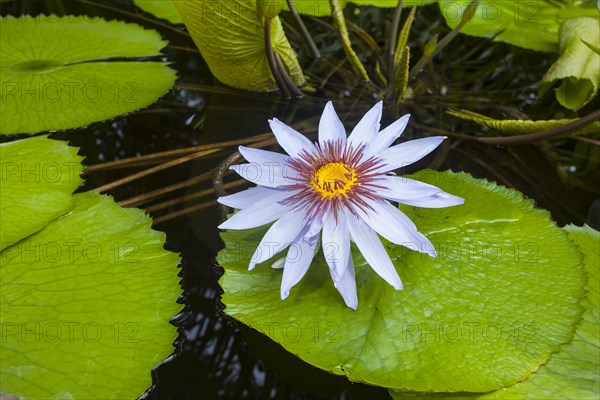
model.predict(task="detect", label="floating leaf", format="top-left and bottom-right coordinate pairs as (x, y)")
top-left (133, 0), bottom-right (183, 24)
top-left (390, 224), bottom-right (599, 399)
top-left (0, 136), bottom-right (83, 250)
top-left (218, 171), bottom-right (586, 392)
top-left (447, 109), bottom-right (600, 136)
top-left (173, 0), bottom-right (304, 91)
top-left (0, 192), bottom-right (181, 399)
top-left (438, 0), bottom-right (599, 52)
top-left (540, 17), bottom-right (600, 110)
top-left (0, 15), bottom-right (177, 134)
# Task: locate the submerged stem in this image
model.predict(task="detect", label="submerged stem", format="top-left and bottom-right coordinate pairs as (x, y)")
top-left (84, 133), bottom-right (274, 174)
top-left (90, 149), bottom-right (219, 194)
top-left (146, 179), bottom-right (246, 213)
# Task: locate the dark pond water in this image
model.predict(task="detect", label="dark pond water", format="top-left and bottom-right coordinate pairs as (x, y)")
top-left (2, 0), bottom-right (599, 399)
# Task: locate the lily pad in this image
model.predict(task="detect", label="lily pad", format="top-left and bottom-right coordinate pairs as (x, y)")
top-left (0, 15), bottom-right (177, 134)
top-left (173, 0), bottom-right (305, 91)
top-left (540, 17), bottom-right (600, 110)
top-left (0, 192), bottom-right (181, 399)
top-left (438, 0), bottom-right (599, 52)
top-left (447, 109), bottom-right (600, 136)
top-left (133, 0), bottom-right (183, 24)
top-left (0, 136), bottom-right (83, 250)
top-left (389, 224), bottom-right (599, 399)
top-left (218, 171), bottom-right (586, 392)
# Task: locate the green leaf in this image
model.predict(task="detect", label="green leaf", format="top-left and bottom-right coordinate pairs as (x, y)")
top-left (390, 225), bottom-right (599, 399)
top-left (393, 46), bottom-right (410, 100)
top-left (133, 0), bottom-right (183, 24)
top-left (540, 18), bottom-right (600, 110)
top-left (0, 15), bottom-right (177, 134)
top-left (0, 136), bottom-right (83, 251)
top-left (173, 0), bottom-right (305, 91)
top-left (393, 5), bottom-right (416, 66)
top-left (0, 192), bottom-right (181, 399)
top-left (218, 171), bottom-right (586, 392)
top-left (447, 109), bottom-right (600, 136)
top-left (438, 0), bottom-right (599, 52)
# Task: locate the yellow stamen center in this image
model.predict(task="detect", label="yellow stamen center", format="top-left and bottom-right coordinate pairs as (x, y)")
top-left (311, 162), bottom-right (357, 198)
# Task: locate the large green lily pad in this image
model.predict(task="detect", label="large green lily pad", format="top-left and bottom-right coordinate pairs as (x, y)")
top-left (0, 192), bottom-right (181, 399)
top-left (0, 15), bottom-right (177, 134)
top-left (218, 171), bottom-right (586, 392)
top-left (438, 0), bottom-right (599, 53)
top-left (0, 135), bottom-right (83, 250)
top-left (390, 224), bottom-right (599, 399)
top-left (174, 0), bottom-right (304, 91)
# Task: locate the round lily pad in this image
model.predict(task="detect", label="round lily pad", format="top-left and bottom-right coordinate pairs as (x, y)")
top-left (0, 15), bottom-right (177, 134)
top-left (218, 171), bottom-right (586, 392)
top-left (390, 224), bottom-right (599, 399)
top-left (0, 135), bottom-right (83, 250)
top-left (0, 192), bottom-right (181, 399)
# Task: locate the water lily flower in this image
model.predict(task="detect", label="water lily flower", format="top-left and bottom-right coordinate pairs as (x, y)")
top-left (218, 101), bottom-right (463, 309)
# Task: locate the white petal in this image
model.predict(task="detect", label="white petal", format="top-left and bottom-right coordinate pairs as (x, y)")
top-left (305, 215), bottom-right (325, 239)
top-left (230, 163), bottom-right (288, 188)
top-left (401, 192), bottom-right (464, 208)
top-left (318, 101), bottom-right (347, 147)
top-left (347, 101), bottom-right (383, 149)
top-left (354, 198), bottom-right (437, 256)
top-left (329, 257), bottom-right (358, 310)
top-left (218, 186), bottom-right (281, 209)
top-left (322, 213), bottom-right (350, 281)
top-left (249, 209), bottom-right (308, 269)
top-left (238, 146), bottom-right (290, 166)
top-left (218, 190), bottom-right (290, 230)
top-left (366, 114), bottom-right (410, 157)
top-left (280, 232), bottom-right (319, 299)
top-left (269, 118), bottom-right (317, 158)
top-left (371, 176), bottom-right (442, 202)
top-left (346, 214), bottom-right (403, 290)
top-left (375, 136), bottom-right (446, 172)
